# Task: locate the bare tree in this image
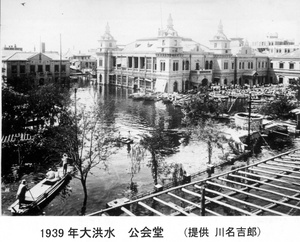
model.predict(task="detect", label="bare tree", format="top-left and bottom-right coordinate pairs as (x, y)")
top-left (66, 100), bottom-right (119, 215)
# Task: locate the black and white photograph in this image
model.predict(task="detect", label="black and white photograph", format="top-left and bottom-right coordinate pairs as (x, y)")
top-left (1, 0), bottom-right (300, 240)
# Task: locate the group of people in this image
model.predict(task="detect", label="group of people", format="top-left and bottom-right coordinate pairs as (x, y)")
top-left (16, 153), bottom-right (69, 209)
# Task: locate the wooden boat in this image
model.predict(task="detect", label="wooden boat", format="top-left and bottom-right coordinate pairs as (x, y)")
top-left (8, 172), bottom-right (72, 215)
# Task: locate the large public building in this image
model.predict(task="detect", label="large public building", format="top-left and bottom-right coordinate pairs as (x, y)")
top-left (95, 15), bottom-right (300, 93)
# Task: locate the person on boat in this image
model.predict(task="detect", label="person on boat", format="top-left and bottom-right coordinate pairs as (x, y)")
top-left (16, 179), bottom-right (27, 209)
top-left (61, 153), bottom-right (69, 175)
top-left (46, 168), bottom-right (56, 180)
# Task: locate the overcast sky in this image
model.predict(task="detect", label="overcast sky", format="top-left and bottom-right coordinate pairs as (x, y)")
top-left (1, 0), bottom-right (300, 53)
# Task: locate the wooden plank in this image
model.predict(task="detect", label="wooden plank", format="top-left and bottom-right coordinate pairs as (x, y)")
top-left (219, 176), bottom-right (300, 203)
top-left (204, 181), bottom-right (300, 211)
top-left (181, 188), bottom-right (254, 216)
top-left (229, 173), bottom-right (300, 194)
top-left (153, 197), bottom-right (192, 216)
top-left (138, 202), bottom-right (165, 216)
top-left (120, 207), bottom-right (136, 216)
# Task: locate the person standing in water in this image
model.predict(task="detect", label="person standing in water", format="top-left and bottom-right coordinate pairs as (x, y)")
top-left (16, 179), bottom-right (27, 209)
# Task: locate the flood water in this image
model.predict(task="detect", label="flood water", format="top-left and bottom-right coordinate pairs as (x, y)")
top-left (43, 81), bottom-right (299, 215)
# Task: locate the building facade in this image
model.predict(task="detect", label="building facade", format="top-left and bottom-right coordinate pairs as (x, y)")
top-left (2, 51), bottom-right (70, 86)
top-left (95, 16), bottom-right (299, 93)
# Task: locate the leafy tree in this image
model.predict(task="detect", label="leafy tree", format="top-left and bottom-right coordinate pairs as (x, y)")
top-left (193, 118), bottom-right (225, 165)
top-left (259, 95), bottom-right (297, 119)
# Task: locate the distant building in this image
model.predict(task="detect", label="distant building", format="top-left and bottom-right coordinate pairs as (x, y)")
top-left (64, 49), bottom-right (97, 75)
top-left (2, 51), bottom-right (70, 86)
top-left (269, 49), bottom-right (300, 85)
top-left (3, 44), bottom-right (23, 51)
top-left (95, 16), bottom-right (272, 93)
top-left (251, 33), bottom-right (300, 56)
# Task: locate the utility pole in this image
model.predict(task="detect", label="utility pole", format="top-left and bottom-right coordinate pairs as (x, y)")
top-left (59, 34), bottom-right (62, 85)
top-left (247, 93), bottom-right (252, 150)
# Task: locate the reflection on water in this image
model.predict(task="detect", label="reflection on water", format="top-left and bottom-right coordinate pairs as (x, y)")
top-left (42, 82), bottom-right (298, 215)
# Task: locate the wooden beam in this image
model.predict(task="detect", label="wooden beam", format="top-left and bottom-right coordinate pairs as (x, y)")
top-left (238, 170), bottom-right (300, 187)
top-left (258, 164), bottom-right (300, 175)
top-left (266, 162), bottom-right (300, 170)
top-left (203, 181), bottom-right (300, 211)
top-left (153, 197), bottom-right (192, 216)
top-left (138, 201), bottom-right (165, 216)
top-left (219, 176), bottom-right (300, 203)
top-left (200, 186), bottom-right (287, 216)
top-left (250, 167), bottom-right (300, 180)
top-left (274, 158), bottom-right (300, 165)
top-left (181, 188), bottom-right (254, 216)
top-left (120, 207), bottom-right (136, 216)
top-left (229, 173), bottom-right (300, 194)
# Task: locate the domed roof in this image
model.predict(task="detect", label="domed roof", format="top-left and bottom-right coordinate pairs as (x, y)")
top-left (101, 22), bottom-right (115, 40)
top-left (212, 20), bottom-right (228, 41)
top-left (158, 14), bottom-right (178, 37)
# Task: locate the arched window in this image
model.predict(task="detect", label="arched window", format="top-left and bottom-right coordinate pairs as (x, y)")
top-left (173, 81), bottom-right (178, 92)
top-left (205, 61), bottom-right (209, 69)
top-left (185, 60), bottom-right (189, 70)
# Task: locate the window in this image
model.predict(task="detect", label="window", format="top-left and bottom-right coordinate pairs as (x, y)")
top-left (232, 62), bottom-right (235, 69)
top-left (61, 65), bottom-right (66, 72)
top-left (174, 40), bottom-right (177, 46)
top-left (186, 60), bottom-right (190, 70)
top-left (30, 65), bottom-right (35, 73)
top-left (224, 62), bottom-right (228, 70)
top-left (225, 50), bottom-right (228, 53)
top-left (251, 62), bottom-right (253, 69)
top-left (270, 62), bottom-right (273, 68)
top-left (214, 43), bottom-right (217, 48)
top-left (262, 62), bottom-right (264, 68)
top-left (55, 65), bottom-right (59, 72)
top-left (38, 65), bottom-right (43, 73)
top-left (20, 65), bottom-right (25, 74)
top-left (196, 63), bottom-right (200, 70)
top-left (12, 65), bottom-right (17, 73)
top-left (173, 61), bottom-right (179, 71)
top-left (225, 43), bottom-right (227, 48)
top-left (258, 62), bottom-right (261, 68)
top-left (160, 61), bottom-right (165, 71)
top-left (46, 65), bottom-right (50, 72)
top-left (161, 48), bottom-right (164, 52)
top-left (239, 62), bottom-right (241, 69)
top-left (279, 63), bottom-right (284, 69)
top-left (242, 62), bottom-right (244, 69)
top-left (162, 40), bottom-right (165, 45)
top-left (109, 43), bottom-right (112, 47)
top-left (99, 59), bottom-right (103, 66)
top-left (289, 63), bottom-right (294, 69)
top-left (248, 62), bottom-right (251, 69)
top-left (146, 58), bottom-right (152, 70)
